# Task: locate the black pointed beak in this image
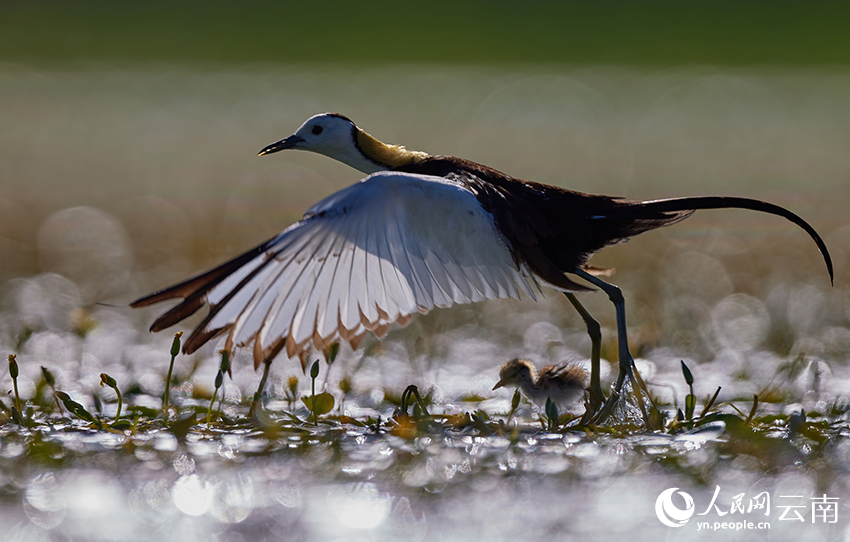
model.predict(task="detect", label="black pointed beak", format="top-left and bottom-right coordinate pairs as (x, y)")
top-left (258, 134), bottom-right (304, 156)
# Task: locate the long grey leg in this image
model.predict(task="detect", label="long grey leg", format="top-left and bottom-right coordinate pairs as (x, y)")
top-left (564, 293), bottom-right (605, 414)
top-left (571, 268), bottom-right (632, 393)
top-left (570, 268), bottom-right (658, 426)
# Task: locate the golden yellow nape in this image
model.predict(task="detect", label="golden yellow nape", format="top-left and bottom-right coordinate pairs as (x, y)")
top-left (354, 129), bottom-right (428, 169)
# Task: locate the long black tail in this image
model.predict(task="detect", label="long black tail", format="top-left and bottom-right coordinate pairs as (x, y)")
top-left (635, 196), bottom-right (833, 284)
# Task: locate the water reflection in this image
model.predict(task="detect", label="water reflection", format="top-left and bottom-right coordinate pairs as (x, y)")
top-left (325, 483), bottom-right (392, 530)
top-left (208, 474), bottom-right (253, 524)
top-left (129, 479), bottom-right (178, 525)
top-left (23, 472), bottom-right (65, 529)
top-left (0, 413), bottom-right (846, 540)
top-left (172, 474), bottom-right (214, 516)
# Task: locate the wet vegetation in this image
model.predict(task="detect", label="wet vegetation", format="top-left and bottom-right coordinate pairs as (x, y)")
top-left (2, 7), bottom-right (850, 535)
top-left (2, 306), bottom-right (849, 539)
top-left (4, 333), bottom-right (847, 453)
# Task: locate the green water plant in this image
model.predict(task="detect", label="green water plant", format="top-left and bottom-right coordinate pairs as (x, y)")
top-left (40, 366), bottom-right (62, 412)
top-left (505, 389), bottom-right (521, 425)
top-left (676, 360), bottom-right (722, 424)
top-left (163, 331), bottom-right (183, 418)
top-left (284, 375), bottom-right (299, 409)
top-left (545, 397), bottom-right (560, 432)
top-left (208, 349), bottom-right (230, 427)
top-left (399, 385), bottom-right (430, 419)
top-left (699, 386), bottom-right (722, 418)
top-left (746, 394), bottom-right (759, 424)
top-left (99, 373), bottom-right (123, 423)
top-left (55, 390), bottom-right (100, 428)
top-left (302, 360), bottom-right (334, 424)
top-left (8, 354), bottom-right (22, 417)
top-left (681, 360), bottom-right (696, 420)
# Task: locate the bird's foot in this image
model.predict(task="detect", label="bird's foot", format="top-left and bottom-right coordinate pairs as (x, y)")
top-left (581, 357), bottom-right (661, 429)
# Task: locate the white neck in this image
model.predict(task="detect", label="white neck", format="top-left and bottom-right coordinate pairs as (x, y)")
top-left (310, 145), bottom-right (386, 175)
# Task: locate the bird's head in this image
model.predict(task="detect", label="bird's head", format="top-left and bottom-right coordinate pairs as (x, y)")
top-left (258, 112), bottom-right (428, 174)
top-left (493, 358), bottom-right (537, 390)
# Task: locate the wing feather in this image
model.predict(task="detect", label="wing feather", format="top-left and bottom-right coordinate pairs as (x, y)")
top-left (374, 223), bottom-right (402, 322)
top-left (228, 232), bottom-right (320, 349)
top-left (392, 211), bottom-right (433, 311)
top-left (382, 205), bottom-right (419, 314)
top-left (420, 248), bottom-right (453, 308)
top-left (136, 172), bottom-right (537, 365)
top-left (313, 231), bottom-right (351, 340)
top-left (363, 212), bottom-right (385, 324)
top-left (345, 209), bottom-right (371, 331)
top-left (289, 228), bottom-right (341, 345)
top-left (262, 224), bottom-right (336, 349)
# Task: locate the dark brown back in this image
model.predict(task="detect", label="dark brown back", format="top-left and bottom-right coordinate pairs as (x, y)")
top-left (395, 156), bottom-right (691, 289)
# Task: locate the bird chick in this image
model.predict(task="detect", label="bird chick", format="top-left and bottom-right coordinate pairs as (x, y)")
top-left (493, 358), bottom-right (588, 409)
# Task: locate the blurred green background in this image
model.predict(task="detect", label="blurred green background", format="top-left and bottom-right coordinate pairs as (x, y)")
top-left (2, 1), bottom-right (850, 66)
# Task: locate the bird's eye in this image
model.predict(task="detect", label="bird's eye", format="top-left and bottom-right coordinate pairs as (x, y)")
top-left (311, 125), bottom-right (324, 135)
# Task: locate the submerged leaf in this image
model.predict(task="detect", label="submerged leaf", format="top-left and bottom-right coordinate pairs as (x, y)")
top-left (169, 411), bottom-right (197, 441)
top-left (110, 420), bottom-right (133, 430)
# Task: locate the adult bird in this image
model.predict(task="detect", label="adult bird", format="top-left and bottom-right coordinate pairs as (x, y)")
top-left (131, 113), bottom-right (833, 417)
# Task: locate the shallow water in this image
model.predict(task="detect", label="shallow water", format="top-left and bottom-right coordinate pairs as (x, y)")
top-left (1, 66), bottom-right (849, 540)
top-left (1, 401), bottom-right (848, 541)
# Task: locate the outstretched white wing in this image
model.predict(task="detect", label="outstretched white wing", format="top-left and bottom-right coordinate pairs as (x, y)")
top-left (136, 171), bottom-right (538, 367)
